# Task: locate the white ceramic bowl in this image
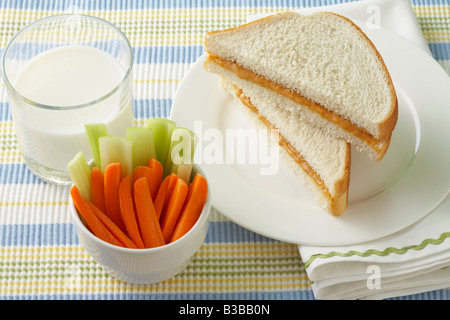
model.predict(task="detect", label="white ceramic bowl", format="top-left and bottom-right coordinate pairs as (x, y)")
top-left (69, 164), bottom-right (211, 285)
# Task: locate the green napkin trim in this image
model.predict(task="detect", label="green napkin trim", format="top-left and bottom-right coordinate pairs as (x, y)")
top-left (304, 231), bottom-right (450, 268)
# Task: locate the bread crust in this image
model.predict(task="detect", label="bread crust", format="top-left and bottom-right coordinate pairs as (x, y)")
top-left (329, 145), bottom-right (350, 216)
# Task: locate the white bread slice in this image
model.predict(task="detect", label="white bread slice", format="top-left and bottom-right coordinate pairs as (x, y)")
top-left (204, 11), bottom-right (398, 161)
top-left (218, 74), bottom-right (351, 216)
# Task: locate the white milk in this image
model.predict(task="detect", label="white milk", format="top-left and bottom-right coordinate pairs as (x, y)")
top-left (11, 46), bottom-right (135, 172)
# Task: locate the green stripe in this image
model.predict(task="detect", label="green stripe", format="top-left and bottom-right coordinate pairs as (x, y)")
top-left (304, 231), bottom-right (450, 268)
top-left (0, 258), bottom-right (303, 271)
top-left (0, 269), bottom-right (306, 281)
top-left (0, 268), bottom-right (306, 281)
top-left (0, 257), bottom-right (306, 281)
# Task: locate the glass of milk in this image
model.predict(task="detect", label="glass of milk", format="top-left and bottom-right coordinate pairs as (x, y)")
top-left (1, 14), bottom-right (135, 185)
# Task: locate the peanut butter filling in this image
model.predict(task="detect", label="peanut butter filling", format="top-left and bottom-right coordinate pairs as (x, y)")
top-left (210, 55), bottom-right (382, 152)
top-left (231, 83), bottom-right (333, 201)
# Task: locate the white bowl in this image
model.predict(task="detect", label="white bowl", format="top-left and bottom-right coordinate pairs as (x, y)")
top-left (69, 164), bottom-right (211, 285)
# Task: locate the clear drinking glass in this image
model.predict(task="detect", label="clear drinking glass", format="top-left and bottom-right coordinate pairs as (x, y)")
top-left (1, 14), bottom-right (135, 185)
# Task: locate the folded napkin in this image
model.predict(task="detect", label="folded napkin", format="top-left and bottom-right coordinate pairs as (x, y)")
top-left (249, 0), bottom-right (450, 299)
top-left (300, 195), bottom-right (450, 299)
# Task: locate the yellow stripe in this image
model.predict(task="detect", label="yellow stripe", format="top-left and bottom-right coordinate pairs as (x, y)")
top-left (134, 119), bottom-right (146, 126)
top-left (0, 276), bottom-right (310, 294)
top-left (0, 151), bottom-right (21, 158)
top-left (0, 242), bottom-right (300, 257)
top-left (423, 37), bottom-right (450, 42)
top-left (0, 201), bottom-right (69, 206)
top-left (195, 251), bottom-right (300, 258)
top-left (0, 158), bottom-right (23, 163)
top-left (0, 6), bottom-right (448, 23)
top-left (198, 243), bottom-right (300, 256)
top-left (0, 246), bottom-right (89, 259)
top-left (0, 253), bottom-right (90, 261)
top-left (0, 245), bottom-right (84, 252)
top-left (134, 79), bottom-right (181, 84)
top-left (0, 129), bottom-right (16, 134)
top-left (413, 5), bottom-right (450, 14)
top-left (0, 7), bottom-right (279, 19)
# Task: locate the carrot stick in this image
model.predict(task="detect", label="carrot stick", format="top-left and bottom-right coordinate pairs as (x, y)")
top-left (132, 161), bottom-right (162, 200)
top-left (104, 162), bottom-right (127, 234)
top-left (133, 177), bottom-right (165, 248)
top-left (146, 158), bottom-right (163, 199)
top-left (170, 174), bottom-right (208, 243)
top-left (119, 175), bottom-right (145, 249)
top-left (132, 166), bottom-right (150, 189)
top-left (90, 166), bottom-right (106, 213)
top-left (154, 173), bottom-right (178, 220)
top-left (131, 166), bottom-right (150, 198)
top-left (164, 173), bottom-right (179, 209)
top-left (159, 177), bottom-right (188, 243)
top-left (87, 201), bottom-right (138, 249)
top-left (70, 185), bottom-right (123, 247)
top-left (153, 175), bottom-right (169, 220)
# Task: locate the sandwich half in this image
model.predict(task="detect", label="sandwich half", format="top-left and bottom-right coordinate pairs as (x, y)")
top-left (204, 11), bottom-right (398, 161)
top-left (216, 72), bottom-right (351, 216)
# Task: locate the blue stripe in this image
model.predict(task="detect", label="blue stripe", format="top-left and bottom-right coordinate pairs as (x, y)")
top-left (0, 163), bottom-right (44, 185)
top-left (0, 103), bottom-right (11, 121)
top-left (429, 42), bottom-right (450, 61)
top-left (3, 42), bottom-right (449, 66)
top-left (0, 45), bottom-right (205, 64)
top-left (411, 0), bottom-right (450, 5)
top-left (0, 221), bottom-right (277, 246)
top-left (0, 99), bottom-right (173, 123)
top-left (4, 289), bottom-right (450, 300)
top-left (133, 46), bottom-right (205, 64)
top-left (0, 0), bottom-right (449, 11)
top-left (134, 99), bottom-right (172, 119)
top-left (4, 42), bottom-right (449, 66)
top-left (389, 289), bottom-right (450, 300)
top-left (0, 290), bottom-right (316, 300)
top-left (0, 223), bottom-right (79, 246)
top-left (0, 0), bottom-right (362, 11)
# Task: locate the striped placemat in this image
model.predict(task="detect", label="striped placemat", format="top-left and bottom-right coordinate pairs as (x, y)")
top-left (0, 0), bottom-right (449, 300)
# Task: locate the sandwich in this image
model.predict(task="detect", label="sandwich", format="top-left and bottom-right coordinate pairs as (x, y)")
top-left (204, 11), bottom-right (398, 162)
top-left (203, 11), bottom-right (398, 216)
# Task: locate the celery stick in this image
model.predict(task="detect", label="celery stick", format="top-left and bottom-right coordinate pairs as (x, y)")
top-left (99, 136), bottom-right (133, 178)
top-left (85, 123), bottom-right (108, 168)
top-left (126, 126), bottom-right (157, 169)
top-left (174, 163), bottom-right (194, 184)
top-left (67, 151), bottom-right (92, 201)
top-left (166, 127), bottom-right (198, 182)
top-left (145, 118), bottom-right (176, 171)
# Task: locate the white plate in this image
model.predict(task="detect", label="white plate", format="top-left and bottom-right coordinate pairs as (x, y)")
top-left (170, 22), bottom-right (450, 246)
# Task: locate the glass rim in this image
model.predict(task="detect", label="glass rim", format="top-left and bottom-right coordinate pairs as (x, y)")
top-left (0, 13), bottom-right (134, 111)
